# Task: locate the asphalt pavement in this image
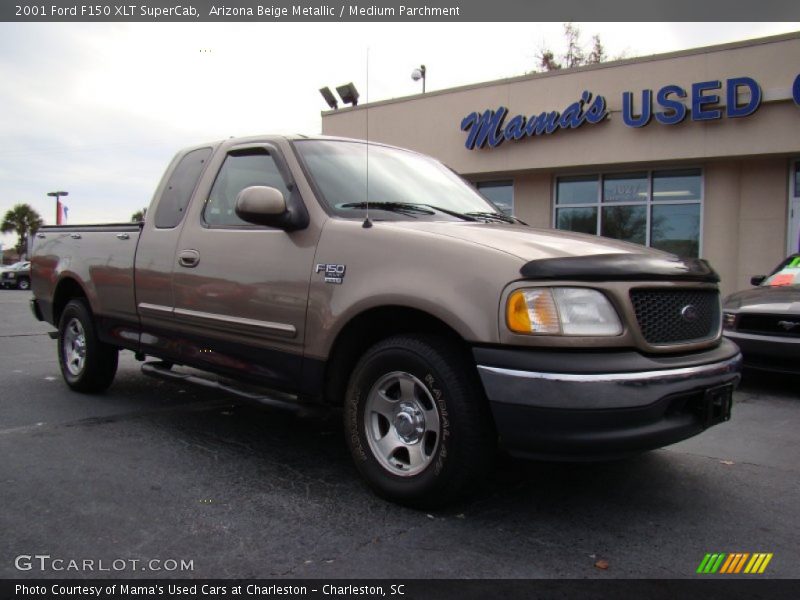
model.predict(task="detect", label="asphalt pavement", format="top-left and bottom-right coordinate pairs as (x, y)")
top-left (1, 289), bottom-right (799, 579)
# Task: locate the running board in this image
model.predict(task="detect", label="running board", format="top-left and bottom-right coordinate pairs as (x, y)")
top-left (141, 361), bottom-right (323, 417)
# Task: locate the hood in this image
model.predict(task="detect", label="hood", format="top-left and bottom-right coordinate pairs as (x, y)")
top-left (382, 221), bottom-right (717, 282)
top-left (724, 285), bottom-right (800, 312)
top-left (384, 221), bottom-right (660, 262)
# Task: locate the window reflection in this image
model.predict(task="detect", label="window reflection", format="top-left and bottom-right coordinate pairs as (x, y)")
top-left (555, 168), bottom-right (703, 257)
top-left (653, 169), bottom-right (702, 201)
top-left (556, 176), bottom-right (598, 205)
top-left (477, 181), bottom-right (514, 215)
top-left (603, 173), bottom-right (648, 203)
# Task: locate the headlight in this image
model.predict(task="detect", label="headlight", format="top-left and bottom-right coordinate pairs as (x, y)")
top-left (722, 312), bottom-right (736, 330)
top-left (506, 287), bottom-right (623, 336)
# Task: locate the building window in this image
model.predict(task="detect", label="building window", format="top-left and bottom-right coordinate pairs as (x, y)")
top-left (555, 168), bottom-right (703, 258)
top-left (795, 162), bottom-right (800, 198)
top-left (477, 180), bottom-right (513, 215)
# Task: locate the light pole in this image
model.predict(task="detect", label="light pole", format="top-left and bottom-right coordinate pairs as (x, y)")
top-left (411, 65), bottom-right (426, 93)
top-left (47, 191), bottom-right (68, 224)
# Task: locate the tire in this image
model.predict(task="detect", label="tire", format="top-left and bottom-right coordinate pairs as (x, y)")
top-left (17, 277), bottom-right (30, 291)
top-left (57, 298), bottom-right (119, 393)
top-left (344, 334), bottom-right (496, 508)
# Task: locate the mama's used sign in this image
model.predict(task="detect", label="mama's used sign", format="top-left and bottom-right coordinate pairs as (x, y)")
top-left (461, 73), bottom-right (800, 150)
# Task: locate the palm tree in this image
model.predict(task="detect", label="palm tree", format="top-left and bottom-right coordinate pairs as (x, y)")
top-left (131, 207), bottom-right (147, 222)
top-left (1, 204), bottom-right (44, 257)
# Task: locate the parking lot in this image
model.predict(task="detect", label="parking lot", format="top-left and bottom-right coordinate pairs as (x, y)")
top-left (1, 289), bottom-right (799, 579)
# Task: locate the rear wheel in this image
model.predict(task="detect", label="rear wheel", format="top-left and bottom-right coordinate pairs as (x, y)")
top-left (57, 299), bottom-right (118, 393)
top-left (17, 277), bottom-right (30, 291)
top-left (344, 334), bottom-right (496, 507)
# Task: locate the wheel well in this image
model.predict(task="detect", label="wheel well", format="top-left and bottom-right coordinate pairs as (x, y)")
top-left (52, 278), bottom-right (88, 326)
top-left (323, 306), bottom-right (470, 406)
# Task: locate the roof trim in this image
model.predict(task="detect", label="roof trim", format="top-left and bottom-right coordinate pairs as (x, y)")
top-left (321, 30), bottom-right (800, 116)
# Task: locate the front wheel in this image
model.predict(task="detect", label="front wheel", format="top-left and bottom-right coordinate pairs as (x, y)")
top-left (57, 299), bottom-right (119, 393)
top-left (344, 335), bottom-right (496, 507)
top-left (17, 277), bottom-right (30, 291)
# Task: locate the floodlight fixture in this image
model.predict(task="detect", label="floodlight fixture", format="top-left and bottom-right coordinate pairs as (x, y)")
top-left (336, 82), bottom-right (360, 106)
top-left (319, 86), bottom-right (338, 110)
top-left (411, 64), bottom-right (427, 93)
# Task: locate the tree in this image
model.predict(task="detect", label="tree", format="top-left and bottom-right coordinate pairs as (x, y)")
top-left (538, 50), bottom-right (562, 72)
top-left (131, 207), bottom-right (147, 222)
top-left (563, 23), bottom-right (585, 69)
top-left (1, 204), bottom-right (43, 257)
top-left (536, 23), bottom-right (609, 72)
top-left (587, 35), bottom-right (606, 65)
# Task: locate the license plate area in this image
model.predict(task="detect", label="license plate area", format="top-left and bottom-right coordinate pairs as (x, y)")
top-left (701, 384), bottom-right (733, 428)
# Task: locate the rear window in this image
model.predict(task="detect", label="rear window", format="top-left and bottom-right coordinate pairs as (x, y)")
top-left (154, 147), bottom-right (212, 229)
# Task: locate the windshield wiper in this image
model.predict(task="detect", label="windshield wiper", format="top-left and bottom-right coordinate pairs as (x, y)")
top-left (464, 211), bottom-right (523, 224)
top-left (340, 202), bottom-right (435, 218)
top-left (340, 202), bottom-right (479, 221)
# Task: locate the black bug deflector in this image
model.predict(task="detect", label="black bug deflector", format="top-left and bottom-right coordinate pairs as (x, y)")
top-left (519, 253), bottom-right (720, 283)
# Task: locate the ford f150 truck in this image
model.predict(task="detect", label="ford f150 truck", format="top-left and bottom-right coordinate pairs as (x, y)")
top-left (30, 135), bottom-right (742, 506)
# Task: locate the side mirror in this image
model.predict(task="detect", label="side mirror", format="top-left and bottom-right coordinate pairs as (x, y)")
top-left (750, 275), bottom-right (766, 286)
top-left (235, 186), bottom-right (288, 227)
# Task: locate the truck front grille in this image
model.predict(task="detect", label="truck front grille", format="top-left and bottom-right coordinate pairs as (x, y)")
top-left (737, 314), bottom-right (800, 338)
top-left (630, 289), bottom-right (720, 345)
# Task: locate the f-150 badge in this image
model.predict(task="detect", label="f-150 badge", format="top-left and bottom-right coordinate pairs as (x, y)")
top-left (316, 263), bottom-right (346, 284)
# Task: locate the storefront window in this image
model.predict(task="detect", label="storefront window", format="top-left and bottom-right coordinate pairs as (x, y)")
top-left (651, 203), bottom-right (701, 257)
top-left (477, 180), bottom-right (514, 215)
top-left (653, 169), bottom-right (702, 201)
top-left (556, 207), bottom-right (597, 234)
top-left (795, 162), bottom-right (800, 198)
top-left (557, 175), bottom-right (598, 205)
top-left (555, 168), bottom-right (703, 257)
top-left (603, 173), bottom-right (648, 203)
top-left (601, 205), bottom-right (647, 245)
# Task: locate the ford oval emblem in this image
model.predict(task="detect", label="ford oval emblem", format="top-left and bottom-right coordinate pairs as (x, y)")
top-left (681, 304), bottom-right (700, 323)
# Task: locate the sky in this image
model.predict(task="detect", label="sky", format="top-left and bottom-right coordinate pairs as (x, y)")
top-left (1, 21), bottom-right (799, 253)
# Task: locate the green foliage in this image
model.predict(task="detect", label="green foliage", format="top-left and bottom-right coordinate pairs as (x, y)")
top-left (131, 207), bottom-right (147, 222)
top-left (536, 23), bottom-right (608, 73)
top-left (1, 203), bottom-right (44, 257)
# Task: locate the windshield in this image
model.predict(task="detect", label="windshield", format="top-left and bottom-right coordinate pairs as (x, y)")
top-left (762, 255), bottom-right (800, 287)
top-left (293, 140), bottom-right (502, 220)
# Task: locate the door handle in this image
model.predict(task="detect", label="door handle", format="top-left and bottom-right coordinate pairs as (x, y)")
top-left (178, 249), bottom-right (200, 268)
top-left (69, 233), bottom-right (82, 240)
top-left (116, 233), bottom-right (130, 240)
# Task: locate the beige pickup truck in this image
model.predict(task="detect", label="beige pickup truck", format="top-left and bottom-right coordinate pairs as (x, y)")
top-left (30, 135), bottom-right (741, 506)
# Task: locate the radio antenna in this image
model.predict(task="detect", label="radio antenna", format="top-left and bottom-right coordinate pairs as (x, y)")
top-left (362, 46), bottom-right (373, 229)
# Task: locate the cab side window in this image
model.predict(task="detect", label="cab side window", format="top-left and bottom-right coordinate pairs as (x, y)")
top-left (155, 147), bottom-right (212, 229)
top-left (204, 151), bottom-right (290, 227)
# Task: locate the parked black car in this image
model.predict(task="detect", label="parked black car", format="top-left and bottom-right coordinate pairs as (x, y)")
top-left (723, 254), bottom-right (800, 374)
top-left (0, 261), bottom-right (31, 290)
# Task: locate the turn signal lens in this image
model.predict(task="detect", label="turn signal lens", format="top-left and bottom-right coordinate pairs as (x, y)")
top-left (506, 289), bottom-right (560, 334)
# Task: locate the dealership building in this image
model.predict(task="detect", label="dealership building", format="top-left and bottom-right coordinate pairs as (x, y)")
top-left (321, 32), bottom-right (800, 295)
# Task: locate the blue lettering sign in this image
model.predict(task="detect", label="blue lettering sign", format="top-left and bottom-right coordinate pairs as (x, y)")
top-left (793, 73), bottom-right (800, 106)
top-left (525, 111), bottom-right (560, 136)
top-left (622, 90), bottom-right (652, 127)
top-left (726, 77), bottom-right (761, 118)
top-left (691, 80), bottom-right (722, 121)
top-left (460, 108), bottom-right (508, 149)
top-left (460, 91), bottom-right (608, 150)
top-left (655, 85), bottom-right (687, 125)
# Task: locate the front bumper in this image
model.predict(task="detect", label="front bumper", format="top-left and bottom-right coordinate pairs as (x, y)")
top-left (474, 339), bottom-right (742, 459)
top-left (723, 330), bottom-right (800, 374)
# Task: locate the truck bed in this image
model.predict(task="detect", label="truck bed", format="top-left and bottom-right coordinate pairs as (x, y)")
top-left (31, 222), bottom-right (143, 328)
